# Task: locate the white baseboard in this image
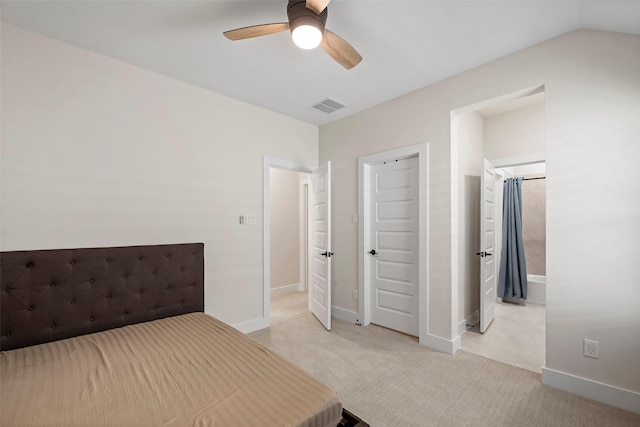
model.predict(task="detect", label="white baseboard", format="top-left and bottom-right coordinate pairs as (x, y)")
top-left (232, 317), bottom-right (270, 334)
top-left (270, 283), bottom-right (300, 297)
top-left (542, 367), bottom-right (640, 414)
top-left (331, 306), bottom-right (359, 324)
top-left (457, 310), bottom-right (479, 336)
top-left (421, 333), bottom-right (459, 355)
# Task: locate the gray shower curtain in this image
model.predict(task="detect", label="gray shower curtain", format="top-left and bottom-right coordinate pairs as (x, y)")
top-left (498, 177), bottom-right (528, 299)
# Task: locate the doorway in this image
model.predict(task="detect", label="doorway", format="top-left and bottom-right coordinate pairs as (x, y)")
top-left (263, 157), bottom-right (333, 331)
top-left (464, 160), bottom-right (546, 373)
top-left (269, 168), bottom-right (308, 298)
top-left (452, 87), bottom-right (547, 372)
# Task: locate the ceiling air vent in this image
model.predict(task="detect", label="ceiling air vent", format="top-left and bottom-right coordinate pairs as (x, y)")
top-left (311, 98), bottom-right (346, 114)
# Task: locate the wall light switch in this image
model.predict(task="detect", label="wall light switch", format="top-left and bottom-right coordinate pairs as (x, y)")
top-left (246, 215), bottom-right (256, 225)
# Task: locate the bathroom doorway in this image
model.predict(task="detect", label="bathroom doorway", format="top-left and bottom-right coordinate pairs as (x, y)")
top-left (454, 88), bottom-right (547, 373)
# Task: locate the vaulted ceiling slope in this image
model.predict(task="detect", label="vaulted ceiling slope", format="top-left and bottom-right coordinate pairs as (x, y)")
top-left (2, 1), bottom-right (639, 126)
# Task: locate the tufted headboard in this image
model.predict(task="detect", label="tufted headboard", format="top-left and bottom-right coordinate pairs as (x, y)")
top-left (1, 243), bottom-right (204, 351)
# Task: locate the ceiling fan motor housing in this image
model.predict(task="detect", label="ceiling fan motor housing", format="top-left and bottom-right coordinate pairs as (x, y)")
top-left (287, 0), bottom-right (328, 34)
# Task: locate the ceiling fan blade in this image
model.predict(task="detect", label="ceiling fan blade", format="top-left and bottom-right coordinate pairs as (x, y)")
top-left (320, 29), bottom-right (362, 70)
top-left (223, 23), bottom-right (290, 41)
top-left (306, 0), bottom-right (332, 15)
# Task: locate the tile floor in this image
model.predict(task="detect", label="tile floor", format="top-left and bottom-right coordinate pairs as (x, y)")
top-left (460, 301), bottom-right (545, 373)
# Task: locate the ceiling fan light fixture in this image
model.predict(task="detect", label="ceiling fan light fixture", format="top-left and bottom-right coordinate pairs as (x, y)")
top-left (292, 24), bottom-right (323, 49)
top-left (287, 1), bottom-right (327, 50)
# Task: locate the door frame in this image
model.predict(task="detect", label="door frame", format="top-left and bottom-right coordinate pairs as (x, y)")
top-left (358, 143), bottom-right (429, 345)
top-left (298, 178), bottom-right (309, 292)
top-left (263, 157), bottom-right (316, 328)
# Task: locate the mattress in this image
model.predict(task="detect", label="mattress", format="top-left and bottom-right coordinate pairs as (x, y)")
top-left (1, 313), bottom-right (342, 427)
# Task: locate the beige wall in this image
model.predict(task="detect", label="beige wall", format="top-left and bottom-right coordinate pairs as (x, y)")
top-left (320, 30), bottom-right (640, 394)
top-left (1, 24), bottom-right (319, 330)
top-left (521, 174), bottom-right (546, 276)
top-left (455, 112), bottom-right (483, 327)
top-left (269, 168), bottom-right (300, 290)
top-left (484, 103), bottom-right (545, 161)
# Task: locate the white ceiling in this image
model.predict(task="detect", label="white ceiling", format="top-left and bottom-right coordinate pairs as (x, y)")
top-left (2, 1), bottom-right (639, 126)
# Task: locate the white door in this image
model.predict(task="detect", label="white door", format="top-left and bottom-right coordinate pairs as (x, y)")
top-left (479, 159), bottom-right (496, 333)
top-left (309, 161), bottom-right (332, 330)
top-left (369, 157), bottom-right (419, 336)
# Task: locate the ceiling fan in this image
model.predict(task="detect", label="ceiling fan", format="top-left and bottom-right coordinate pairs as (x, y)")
top-left (223, 0), bottom-right (362, 70)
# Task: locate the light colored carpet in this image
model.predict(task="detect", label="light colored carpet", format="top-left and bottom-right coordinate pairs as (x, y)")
top-left (249, 292), bottom-right (640, 427)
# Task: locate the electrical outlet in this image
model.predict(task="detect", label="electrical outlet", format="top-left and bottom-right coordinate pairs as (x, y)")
top-left (584, 339), bottom-right (600, 359)
top-left (352, 289), bottom-right (359, 301)
top-left (352, 213), bottom-right (358, 224)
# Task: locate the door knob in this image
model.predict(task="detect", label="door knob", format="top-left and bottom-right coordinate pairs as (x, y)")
top-left (475, 251), bottom-right (493, 257)
top-left (369, 249), bottom-right (378, 255)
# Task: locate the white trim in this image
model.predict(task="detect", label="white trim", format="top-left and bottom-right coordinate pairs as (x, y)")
top-left (453, 84), bottom-right (544, 116)
top-left (450, 114), bottom-right (460, 344)
top-left (542, 367), bottom-right (640, 415)
top-left (263, 157), bottom-right (316, 330)
top-left (232, 317), bottom-right (270, 334)
top-left (270, 283), bottom-right (300, 297)
top-left (331, 306), bottom-right (359, 324)
top-left (358, 143), bottom-right (429, 346)
top-left (457, 310), bottom-right (479, 336)
top-left (298, 177), bottom-right (309, 292)
top-left (423, 333), bottom-right (460, 355)
top-left (491, 153), bottom-right (546, 168)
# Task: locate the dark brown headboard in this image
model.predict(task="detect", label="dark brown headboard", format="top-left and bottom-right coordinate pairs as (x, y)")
top-left (1, 243), bottom-right (204, 351)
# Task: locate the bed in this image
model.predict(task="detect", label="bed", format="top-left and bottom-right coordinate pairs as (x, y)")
top-left (1, 243), bottom-right (343, 427)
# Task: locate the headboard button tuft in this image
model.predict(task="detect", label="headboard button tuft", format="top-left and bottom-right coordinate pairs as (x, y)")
top-left (26, 262), bottom-right (34, 268)
top-left (29, 305), bottom-right (34, 311)
top-left (5, 332), bottom-right (11, 337)
top-left (5, 287), bottom-right (11, 293)
top-left (90, 317), bottom-right (95, 321)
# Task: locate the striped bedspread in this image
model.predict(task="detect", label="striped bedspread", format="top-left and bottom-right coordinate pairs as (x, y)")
top-left (1, 313), bottom-right (341, 427)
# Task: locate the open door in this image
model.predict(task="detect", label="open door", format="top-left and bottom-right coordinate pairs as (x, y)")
top-left (309, 161), bottom-right (332, 330)
top-left (479, 159), bottom-right (496, 333)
